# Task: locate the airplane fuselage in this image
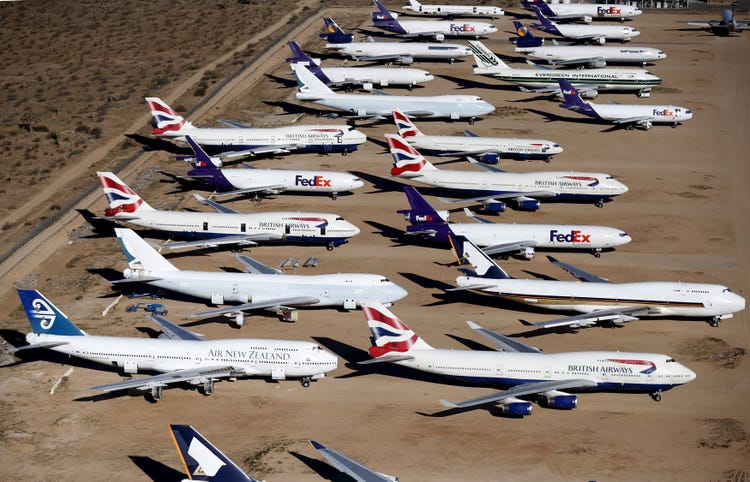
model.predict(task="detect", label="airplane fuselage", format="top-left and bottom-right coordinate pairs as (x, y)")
top-left (321, 66), bottom-right (435, 88)
top-left (377, 19), bottom-right (498, 38)
top-left (403, 4), bottom-right (503, 18)
top-left (327, 42), bottom-right (472, 62)
top-left (517, 45), bottom-right (667, 67)
top-left (478, 66), bottom-right (661, 93)
top-left (405, 134), bottom-right (563, 160)
top-left (187, 167), bottom-right (365, 195)
top-left (587, 103), bottom-right (693, 125)
top-left (535, 22), bottom-right (639, 42)
top-left (526, 2), bottom-right (642, 21)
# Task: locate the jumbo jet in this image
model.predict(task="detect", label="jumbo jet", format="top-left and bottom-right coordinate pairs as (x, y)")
top-left (97, 171), bottom-right (360, 251)
top-left (292, 63), bottom-right (495, 123)
top-left (469, 40), bottom-right (660, 98)
top-left (449, 236), bottom-right (746, 329)
top-left (386, 134), bottom-right (628, 211)
top-left (521, 0), bottom-right (642, 23)
top-left (181, 136), bottom-right (363, 200)
top-left (401, 0), bottom-right (504, 18)
top-left (145, 97), bottom-right (365, 160)
top-left (372, 0), bottom-right (497, 40)
top-left (687, 5), bottom-right (750, 36)
top-left (360, 303), bottom-right (696, 417)
top-left (393, 108), bottom-right (562, 162)
top-left (530, 6), bottom-right (639, 44)
top-left (112, 228), bottom-right (408, 325)
top-left (398, 186), bottom-right (631, 258)
top-left (287, 41), bottom-right (435, 91)
top-left (512, 21), bottom-right (666, 68)
top-left (14, 290), bottom-right (338, 402)
top-left (557, 78), bottom-right (693, 130)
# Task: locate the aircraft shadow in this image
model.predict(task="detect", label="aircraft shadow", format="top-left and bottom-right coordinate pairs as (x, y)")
top-left (264, 72), bottom-right (298, 89)
top-left (129, 456), bottom-right (186, 482)
top-left (125, 134), bottom-right (189, 155)
top-left (362, 220), bottom-right (407, 245)
top-left (289, 452), bottom-right (354, 482)
top-left (349, 170), bottom-right (406, 194)
top-left (75, 209), bottom-right (118, 238)
top-left (438, 74), bottom-right (506, 91)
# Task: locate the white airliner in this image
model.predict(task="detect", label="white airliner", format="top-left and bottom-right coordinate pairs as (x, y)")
top-left (145, 97), bottom-right (366, 160)
top-left (15, 290), bottom-right (338, 401)
top-left (558, 79), bottom-right (693, 130)
top-left (182, 135), bottom-right (364, 200)
top-left (287, 41), bottom-right (434, 91)
top-left (393, 108), bottom-right (562, 162)
top-left (687, 6), bottom-right (750, 36)
top-left (372, 0), bottom-right (497, 40)
top-left (401, 0), bottom-right (504, 18)
top-left (360, 303), bottom-right (696, 417)
top-left (399, 186), bottom-right (631, 258)
top-left (512, 21), bottom-right (666, 68)
top-left (530, 5), bottom-right (639, 44)
top-left (521, 0), bottom-right (642, 23)
top-left (112, 228), bottom-right (408, 325)
top-left (469, 40), bottom-right (660, 98)
top-left (449, 236), bottom-right (746, 329)
top-left (325, 38), bottom-right (472, 64)
top-left (97, 171), bottom-right (360, 251)
top-left (386, 134), bottom-right (628, 211)
top-left (292, 63), bottom-right (495, 123)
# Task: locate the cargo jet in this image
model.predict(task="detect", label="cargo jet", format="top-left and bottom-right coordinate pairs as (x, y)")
top-left (449, 236), bottom-right (746, 329)
top-left (521, 0), bottom-right (642, 23)
top-left (360, 303), bottom-right (695, 417)
top-left (401, 0), bottom-right (504, 18)
top-left (557, 78), bottom-right (692, 130)
top-left (97, 171), bottom-right (360, 251)
top-left (292, 63), bottom-right (495, 123)
top-left (469, 40), bottom-right (660, 98)
top-left (372, 0), bottom-right (497, 40)
top-left (687, 5), bottom-right (750, 36)
top-left (530, 6), bottom-right (639, 44)
top-left (386, 134), bottom-right (628, 211)
top-left (14, 290), bottom-right (338, 401)
top-left (112, 228), bottom-right (408, 325)
top-left (393, 108), bottom-right (562, 162)
top-left (398, 186), bottom-right (631, 258)
top-left (145, 97), bottom-right (365, 160)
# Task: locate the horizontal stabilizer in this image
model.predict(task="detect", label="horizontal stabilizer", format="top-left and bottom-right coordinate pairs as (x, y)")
top-left (357, 354), bottom-right (415, 365)
top-left (14, 341), bottom-right (70, 353)
top-left (235, 254), bottom-right (282, 275)
top-left (547, 256), bottom-right (610, 283)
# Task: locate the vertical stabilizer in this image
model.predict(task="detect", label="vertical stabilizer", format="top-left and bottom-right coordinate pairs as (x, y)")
top-left (385, 134), bottom-right (438, 177)
top-left (512, 20), bottom-right (544, 48)
top-left (320, 17), bottom-right (355, 43)
top-left (557, 79), bottom-right (598, 117)
top-left (449, 235), bottom-right (513, 279)
top-left (170, 425), bottom-right (258, 482)
top-left (97, 172), bottom-right (154, 216)
top-left (18, 290), bottom-right (86, 336)
top-left (291, 63), bottom-right (335, 96)
top-left (531, 5), bottom-right (560, 34)
top-left (372, 0), bottom-right (408, 34)
top-left (468, 40), bottom-right (510, 71)
top-left (286, 41), bottom-right (333, 85)
top-left (185, 136), bottom-right (221, 168)
top-left (115, 228), bottom-right (178, 272)
top-left (392, 108), bottom-right (424, 138)
top-left (145, 97), bottom-right (194, 136)
top-left (362, 302), bottom-right (433, 358)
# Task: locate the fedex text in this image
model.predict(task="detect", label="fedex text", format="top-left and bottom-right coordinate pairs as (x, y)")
top-left (549, 230), bottom-right (591, 243)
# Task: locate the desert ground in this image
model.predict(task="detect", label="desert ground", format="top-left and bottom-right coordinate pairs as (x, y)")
top-left (0, 1), bottom-right (749, 481)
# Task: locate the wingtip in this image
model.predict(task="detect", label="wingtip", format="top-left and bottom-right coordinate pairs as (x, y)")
top-left (309, 440), bottom-right (325, 450)
top-left (466, 320), bottom-right (481, 330)
top-left (439, 399), bottom-right (457, 408)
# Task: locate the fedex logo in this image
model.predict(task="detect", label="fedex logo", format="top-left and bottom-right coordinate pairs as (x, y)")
top-left (652, 108), bottom-right (674, 117)
top-left (295, 175), bottom-right (331, 187)
top-left (414, 215), bottom-right (434, 222)
top-left (450, 23), bottom-right (476, 33)
top-left (549, 230), bottom-right (591, 243)
top-left (597, 6), bottom-right (621, 15)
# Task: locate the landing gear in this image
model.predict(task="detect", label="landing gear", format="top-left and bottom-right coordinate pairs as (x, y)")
top-left (595, 199), bottom-right (604, 208)
top-left (327, 242), bottom-right (335, 251)
top-left (709, 316), bottom-right (721, 327)
top-left (342, 150), bottom-right (349, 156)
top-left (650, 390), bottom-right (662, 402)
top-left (202, 380), bottom-right (215, 396)
top-left (468, 117), bottom-right (476, 125)
top-left (150, 386), bottom-right (163, 402)
top-left (331, 192), bottom-right (338, 200)
top-left (593, 249), bottom-right (601, 258)
top-left (251, 193), bottom-right (261, 202)
top-left (301, 376), bottom-right (311, 388)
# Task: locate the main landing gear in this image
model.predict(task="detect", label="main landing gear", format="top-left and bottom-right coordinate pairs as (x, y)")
top-left (301, 376), bottom-right (311, 388)
top-left (650, 390), bottom-right (662, 402)
top-left (709, 316), bottom-right (721, 327)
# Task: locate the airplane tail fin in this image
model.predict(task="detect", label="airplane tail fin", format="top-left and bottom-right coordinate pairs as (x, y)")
top-left (362, 302), bottom-right (433, 358)
top-left (531, 6), bottom-right (557, 31)
top-left (449, 235), bottom-right (514, 279)
top-left (185, 136), bottom-right (221, 168)
top-left (115, 228), bottom-right (178, 272)
top-left (320, 17), bottom-right (355, 43)
top-left (512, 20), bottom-right (544, 47)
top-left (291, 63), bottom-right (334, 97)
top-left (527, 0), bottom-right (556, 17)
top-left (398, 186), bottom-right (451, 239)
top-left (145, 97), bottom-right (194, 136)
top-left (170, 424), bottom-right (258, 482)
top-left (18, 290), bottom-right (86, 336)
top-left (385, 133), bottom-right (438, 178)
top-left (468, 40), bottom-right (509, 71)
top-left (392, 108), bottom-right (423, 138)
top-left (97, 171), bottom-right (154, 216)
top-left (286, 41), bottom-right (333, 85)
top-left (557, 79), bottom-right (597, 116)
top-left (372, 0), bottom-right (408, 34)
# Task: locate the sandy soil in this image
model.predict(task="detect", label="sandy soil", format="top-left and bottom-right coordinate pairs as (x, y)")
top-left (1, 6), bottom-right (748, 482)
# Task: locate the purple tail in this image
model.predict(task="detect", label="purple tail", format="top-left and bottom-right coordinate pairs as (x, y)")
top-left (557, 79), bottom-right (599, 118)
top-left (371, 0), bottom-right (407, 34)
top-left (286, 42), bottom-right (332, 85)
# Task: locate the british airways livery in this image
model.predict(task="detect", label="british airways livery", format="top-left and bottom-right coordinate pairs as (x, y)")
top-left (360, 303), bottom-right (696, 416)
top-left (372, 0), bottom-right (497, 40)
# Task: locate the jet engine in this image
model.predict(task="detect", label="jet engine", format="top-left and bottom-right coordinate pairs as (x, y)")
top-left (540, 390), bottom-right (578, 410)
top-left (397, 56), bottom-right (414, 65)
top-left (511, 197), bottom-right (541, 211)
top-left (496, 398), bottom-right (533, 417)
top-left (515, 247), bottom-right (535, 260)
top-left (483, 201), bottom-right (506, 213)
top-left (478, 152), bottom-right (500, 164)
top-left (595, 36), bottom-right (606, 45)
top-left (433, 33), bottom-right (445, 41)
top-left (582, 15), bottom-right (593, 23)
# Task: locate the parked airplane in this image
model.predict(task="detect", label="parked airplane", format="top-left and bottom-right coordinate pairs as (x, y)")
top-left (521, 0), bottom-right (642, 23)
top-left (386, 134), bottom-right (628, 211)
top-left (360, 302), bottom-right (696, 417)
top-left (530, 6), bottom-right (639, 44)
top-left (448, 236), bottom-right (746, 329)
top-left (557, 78), bottom-right (693, 130)
top-left (398, 186), bottom-right (631, 258)
top-left (112, 228), bottom-right (408, 325)
top-left (320, 17), bottom-right (356, 44)
top-left (372, 0), bottom-right (497, 40)
top-left (687, 5), bottom-right (750, 36)
top-left (468, 40), bottom-right (660, 98)
top-left (287, 41), bottom-right (435, 91)
top-left (401, 0), bottom-right (504, 18)
top-left (170, 425), bottom-right (260, 481)
top-left (181, 136), bottom-right (363, 200)
top-left (145, 97), bottom-right (365, 160)
top-left (97, 171), bottom-right (360, 251)
top-left (14, 290), bottom-right (338, 401)
top-left (311, 440), bottom-right (398, 481)
top-left (393, 108), bottom-right (562, 162)
top-left (512, 21), bottom-right (666, 67)
top-left (292, 63), bottom-right (495, 123)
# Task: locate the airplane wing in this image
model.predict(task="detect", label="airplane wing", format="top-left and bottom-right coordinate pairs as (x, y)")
top-left (89, 365), bottom-right (237, 393)
top-left (404, 228), bottom-right (439, 237)
top-left (439, 378), bottom-right (598, 409)
top-left (310, 440), bottom-right (396, 482)
top-left (150, 315), bottom-right (204, 341)
top-left (439, 191), bottom-right (554, 204)
top-left (467, 158), bottom-right (505, 173)
top-left (193, 194), bottom-right (239, 214)
top-left (218, 146), bottom-right (296, 160)
top-left (551, 57), bottom-right (607, 67)
top-left (357, 354), bottom-right (416, 365)
top-left (463, 129), bottom-right (480, 137)
top-left (482, 240), bottom-right (538, 257)
top-left (520, 305), bottom-right (657, 330)
top-left (204, 185), bottom-right (287, 198)
top-left (353, 53), bottom-right (410, 62)
top-left (111, 276), bottom-right (164, 284)
top-left (14, 341), bottom-right (70, 353)
top-left (567, 33), bottom-right (606, 42)
top-left (462, 208), bottom-right (493, 224)
top-left (217, 119), bottom-right (252, 128)
top-left (547, 255), bottom-right (610, 283)
top-left (235, 254), bottom-right (283, 274)
top-left (437, 149), bottom-right (501, 157)
top-left (613, 115), bottom-right (653, 125)
top-left (190, 296), bottom-right (321, 318)
top-left (445, 283), bottom-right (500, 292)
top-left (157, 235), bottom-right (277, 251)
top-left (466, 320), bottom-right (543, 353)
top-left (402, 110), bottom-right (440, 118)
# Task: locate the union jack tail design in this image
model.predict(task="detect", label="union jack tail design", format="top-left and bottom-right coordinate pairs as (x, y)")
top-left (385, 134), bottom-right (436, 177)
top-left (97, 171), bottom-right (153, 216)
top-left (392, 108), bottom-right (422, 138)
top-left (362, 303), bottom-right (433, 358)
top-left (145, 97), bottom-right (193, 136)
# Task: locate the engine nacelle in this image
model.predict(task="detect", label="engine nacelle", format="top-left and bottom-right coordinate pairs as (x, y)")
top-left (398, 56), bottom-right (414, 65)
top-left (483, 201), bottom-right (506, 213)
top-left (581, 89), bottom-right (599, 99)
top-left (590, 59), bottom-right (607, 68)
top-left (541, 392), bottom-right (578, 410)
top-left (434, 33), bottom-right (445, 41)
top-left (362, 82), bottom-right (374, 91)
top-left (582, 15), bottom-right (593, 23)
top-left (595, 36), bottom-right (606, 45)
top-left (516, 247), bottom-right (535, 260)
top-left (498, 400), bottom-right (533, 417)
top-left (478, 152), bottom-right (500, 164)
top-left (512, 197), bottom-right (541, 211)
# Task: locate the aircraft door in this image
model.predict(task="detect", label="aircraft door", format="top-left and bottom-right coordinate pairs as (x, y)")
top-left (544, 366), bottom-right (552, 379)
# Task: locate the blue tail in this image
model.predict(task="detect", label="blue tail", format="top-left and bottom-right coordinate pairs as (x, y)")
top-left (531, 6), bottom-right (560, 35)
top-left (170, 425), bottom-right (258, 482)
top-left (372, 0), bottom-right (407, 34)
top-left (523, 0), bottom-right (556, 17)
top-left (397, 187), bottom-right (451, 242)
top-left (17, 290), bottom-right (85, 336)
top-left (185, 136), bottom-right (220, 168)
top-left (557, 79), bottom-right (598, 117)
top-left (449, 236), bottom-right (513, 279)
top-left (512, 20), bottom-right (544, 48)
top-left (320, 17), bottom-right (354, 43)
top-left (286, 41), bottom-right (332, 85)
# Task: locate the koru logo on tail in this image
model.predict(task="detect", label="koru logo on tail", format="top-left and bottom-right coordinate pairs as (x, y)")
top-left (31, 297), bottom-right (56, 329)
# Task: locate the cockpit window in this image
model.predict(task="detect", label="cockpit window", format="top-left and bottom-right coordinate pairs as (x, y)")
top-left (619, 232), bottom-right (629, 237)
top-left (723, 288), bottom-right (733, 293)
top-left (666, 358), bottom-right (675, 363)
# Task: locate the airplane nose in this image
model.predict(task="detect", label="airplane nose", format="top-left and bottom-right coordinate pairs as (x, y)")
top-left (389, 283), bottom-right (409, 303)
top-left (616, 232), bottom-right (632, 246)
top-left (348, 223), bottom-right (361, 236)
top-left (351, 178), bottom-right (365, 189)
top-left (684, 366), bottom-right (697, 382)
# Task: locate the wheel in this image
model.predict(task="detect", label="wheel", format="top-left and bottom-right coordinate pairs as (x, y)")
top-left (650, 391), bottom-right (662, 402)
top-left (203, 380), bottom-right (215, 396)
top-left (468, 118), bottom-right (475, 125)
top-left (595, 200), bottom-right (604, 208)
top-left (342, 150), bottom-right (348, 156)
top-left (327, 242), bottom-right (335, 251)
top-left (150, 386), bottom-right (163, 402)
top-left (301, 377), bottom-right (311, 388)
top-left (331, 192), bottom-right (337, 200)
top-left (709, 317), bottom-right (720, 327)
top-left (593, 251), bottom-right (601, 258)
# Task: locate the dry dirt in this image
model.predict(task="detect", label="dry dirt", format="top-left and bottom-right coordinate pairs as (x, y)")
top-left (1, 3), bottom-right (749, 482)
